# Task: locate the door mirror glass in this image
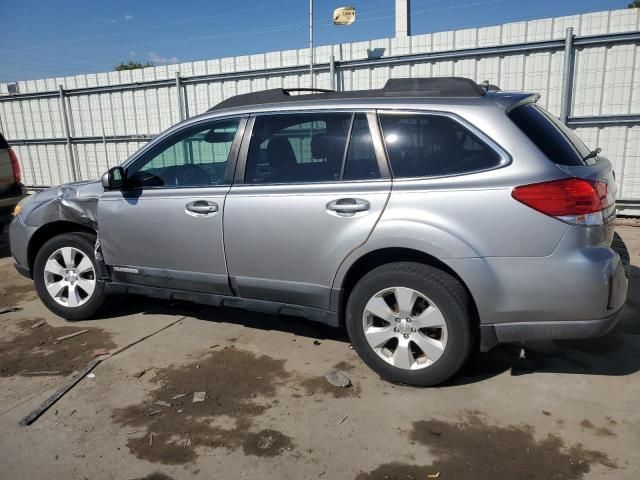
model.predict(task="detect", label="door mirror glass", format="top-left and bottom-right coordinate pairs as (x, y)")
top-left (101, 166), bottom-right (125, 190)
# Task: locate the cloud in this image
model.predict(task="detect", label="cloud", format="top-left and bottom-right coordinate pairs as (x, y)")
top-left (124, 14), bottom-right (134, 21)
top-left (148, 51), bottom-right (179, 65)
top-left (129, 51), bottom-right (137, 57)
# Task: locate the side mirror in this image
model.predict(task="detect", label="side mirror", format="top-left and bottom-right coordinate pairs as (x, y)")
top-left (101, 166), bottom-right (126, 190)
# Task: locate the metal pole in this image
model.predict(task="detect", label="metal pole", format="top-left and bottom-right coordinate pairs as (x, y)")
top-left (175, 72), bottom-right (185, 121)
top-left (560, 27), bottom-right (575, 124)
top-left (330, 53), bottom-right (336, 90)
top-left (309, 0), bottom-right (314, 88)
top-left (58, 85), bottom-right (77, 181)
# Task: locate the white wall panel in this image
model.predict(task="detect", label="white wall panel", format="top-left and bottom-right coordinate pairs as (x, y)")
top-left (1, 8), bottom-right (639, 199)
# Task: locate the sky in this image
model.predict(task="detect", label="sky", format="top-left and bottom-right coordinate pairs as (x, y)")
top-left (0, 0), bottom-right (631, 82)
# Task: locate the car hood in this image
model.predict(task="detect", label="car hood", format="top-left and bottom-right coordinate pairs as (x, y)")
top-left (21, 179), bottom-right (103, 228)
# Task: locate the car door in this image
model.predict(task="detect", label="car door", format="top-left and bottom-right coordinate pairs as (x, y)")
top-left (223, 111), bottom-right (391, 310)
top-left (98, 116), bottom-right (246, 294)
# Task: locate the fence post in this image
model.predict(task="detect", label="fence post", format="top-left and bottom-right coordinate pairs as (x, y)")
top-left (175, 72), bottom-right (188, 121)
top-left (58, 85), bottom-right (77, 182)
top-left (560, 27), bottom-right (575, 124)
top-left (330, 53), bottom-right (336, 90)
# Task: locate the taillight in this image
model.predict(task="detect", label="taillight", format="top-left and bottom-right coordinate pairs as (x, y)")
top-left (8, 148), bottom-right (22, 184)
top-left (512, 178), bottom-right (610, 225)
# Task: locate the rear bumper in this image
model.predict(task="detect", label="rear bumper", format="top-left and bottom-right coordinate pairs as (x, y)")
top-left (479, 309), bottom-right (623, 351)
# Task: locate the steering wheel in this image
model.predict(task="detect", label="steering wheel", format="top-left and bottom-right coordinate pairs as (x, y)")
top-left (175, 164), bottom-right (211, 186)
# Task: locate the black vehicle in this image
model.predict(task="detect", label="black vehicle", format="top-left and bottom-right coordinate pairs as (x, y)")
top-left (0, 132), bottom-right (26, 234)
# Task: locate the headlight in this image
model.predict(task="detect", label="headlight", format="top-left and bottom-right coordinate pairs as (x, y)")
top-left (12, 197), bottom-right (26, 216)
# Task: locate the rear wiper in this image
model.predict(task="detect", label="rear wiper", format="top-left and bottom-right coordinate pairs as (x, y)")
top-left (583, 147), bottom-right (601, 161)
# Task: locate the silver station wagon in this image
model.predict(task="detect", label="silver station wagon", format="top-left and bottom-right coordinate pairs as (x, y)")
top-left (10, 77), bottom-right (628, 386)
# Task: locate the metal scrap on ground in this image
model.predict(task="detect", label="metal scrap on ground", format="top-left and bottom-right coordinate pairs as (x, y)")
top-left (55, 329), bottom-right (88, 342)
top-left (325, 370), bottom-right (352, 388)
top-left (192, 391), bottom-right (206, 403)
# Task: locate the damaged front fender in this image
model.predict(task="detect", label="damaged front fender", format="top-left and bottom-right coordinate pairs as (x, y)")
top-left (23, 180), bottom-right (103, 229)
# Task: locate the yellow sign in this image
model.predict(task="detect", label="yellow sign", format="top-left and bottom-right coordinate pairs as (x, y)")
top-left (333, 6), bottom-right (356, 25)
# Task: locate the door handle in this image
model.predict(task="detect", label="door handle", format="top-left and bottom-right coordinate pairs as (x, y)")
top-left (185, 200), bottom-right (218, 216)
top-left (326, 198), bottom-right (370, 216)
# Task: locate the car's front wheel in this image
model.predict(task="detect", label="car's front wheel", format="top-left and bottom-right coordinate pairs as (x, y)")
top-left (346, 262), bottom-right (473, 386)
top-left (33, 232), bottom-right (107, 320)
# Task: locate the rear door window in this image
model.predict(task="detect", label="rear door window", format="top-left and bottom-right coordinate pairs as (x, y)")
top-left (379, 113), bottom-right (502, 178)
top-left (508, 104), bottom-right (594, 166)
top-left (244, 112), bottom-right (382, 184)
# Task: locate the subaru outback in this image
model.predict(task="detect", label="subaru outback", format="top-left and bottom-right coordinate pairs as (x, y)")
top-left (9, 77), bottom-right (628, 386)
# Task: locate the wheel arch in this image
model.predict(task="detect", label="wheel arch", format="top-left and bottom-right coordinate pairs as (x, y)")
top-left (27, 221), bottom-right (96, 274)
top-left (334, 247), bottom-right (480, 329)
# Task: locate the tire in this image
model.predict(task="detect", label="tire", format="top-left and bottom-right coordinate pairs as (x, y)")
top-left (346, 262), bottom-right (473, 387)
top-left (33, 232), bottom-right (107, 320)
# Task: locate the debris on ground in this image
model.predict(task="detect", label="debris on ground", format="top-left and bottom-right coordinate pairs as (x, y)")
top-left (86, 373), bottom-right (96, 379)
top-left (148, 410), bottom-right (162, 417)
top-left (170, 393), bottom-right (187, 400)
top-left (133, 370), bottom-right (148, 379)
top-left (338, 415), bottom-right (348, 425)
top-left (325, 370), bottom-right (351, 388)
top-left (21, 370), bottom-right (62, 376)
top-left (0, 306), bottom-right (22, 314)
top-left (91, 348), bottom-right (110, 357)
top-left (55, 329), bottom-right (89, 342)
top-left (313, 340), bottom-right (321, 345)
top-left (192, 391), bottom-right (206, 403)
top-left (31, 320), bottom-right (46, 329)
top-left (154, 401), bottom-right (171, 407)
top-left (428, 473), bottom-right (440, 478)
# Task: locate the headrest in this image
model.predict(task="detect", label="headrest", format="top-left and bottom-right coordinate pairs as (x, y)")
top-left (311, 133), bottom-right (330, 159)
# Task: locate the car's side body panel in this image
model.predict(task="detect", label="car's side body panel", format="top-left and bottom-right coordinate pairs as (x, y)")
top-left (98, 186), bottom-right (232, 294)
top-left (224, 180), bottom-right (391, 309)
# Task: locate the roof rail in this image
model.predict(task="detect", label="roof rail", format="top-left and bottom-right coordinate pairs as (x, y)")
top-left (208, 77), bottom-right (492, 111)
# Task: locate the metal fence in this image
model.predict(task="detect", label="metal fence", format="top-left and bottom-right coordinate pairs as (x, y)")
top-left (1, 8), bottom-right (640, 212)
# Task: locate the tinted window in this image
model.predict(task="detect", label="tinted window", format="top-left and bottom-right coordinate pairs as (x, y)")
top-left (379, 114), bottom-right (501, 178)
top-left (0, 132), bottom-right (8, 149)
top-left (508, 104), bottom-right (593, 166)
top-left (344, 114), bottom-right (380, 180)
top-left (245, 113), bottom-right (351, 184)
top-left (128, 119), bottom-right (239, 188)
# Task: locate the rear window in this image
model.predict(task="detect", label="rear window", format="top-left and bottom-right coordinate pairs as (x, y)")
top-left (0, 133), bottom-right (8, 150)
top-left (508, 104), bottom-right (595, 166)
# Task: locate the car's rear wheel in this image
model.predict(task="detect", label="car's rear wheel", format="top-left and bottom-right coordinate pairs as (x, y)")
top-left (346, 262), bottom-right (473, 386)
top-left (34, 233), bottom-right (107, 320)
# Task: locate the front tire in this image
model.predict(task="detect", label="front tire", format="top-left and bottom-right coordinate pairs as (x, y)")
top-left (346, 262), bottom-right (473, 386)
top-left (33, 233), bottom-right (106, 320)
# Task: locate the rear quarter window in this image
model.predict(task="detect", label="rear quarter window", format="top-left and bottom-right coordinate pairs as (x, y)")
top-left (379, 113), bottom-right (502, 178)
top-left (508, 104), bottom-right (593, 166)
top-left (0, 133), bottom-right (9, 150)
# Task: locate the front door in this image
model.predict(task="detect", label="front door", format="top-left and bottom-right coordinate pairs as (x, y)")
top-left (98, 117), bottom-right (245, 294)
top-left (224, 112), bottom-right (391, 310)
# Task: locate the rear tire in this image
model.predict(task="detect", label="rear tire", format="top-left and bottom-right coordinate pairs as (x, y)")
top-left (346, 262), bottom-right (473, 386)
top-left (33, 233), bottom-right (107, 320)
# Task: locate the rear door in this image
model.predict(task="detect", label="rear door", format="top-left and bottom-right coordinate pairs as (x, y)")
top-left (223, 111), bottom-right (391, 310)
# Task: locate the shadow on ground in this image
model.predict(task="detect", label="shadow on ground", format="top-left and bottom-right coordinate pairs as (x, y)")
top-left (100, 286), bottom-right (640, 387)
top-left (0, 229), bottom-right (11, 259)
